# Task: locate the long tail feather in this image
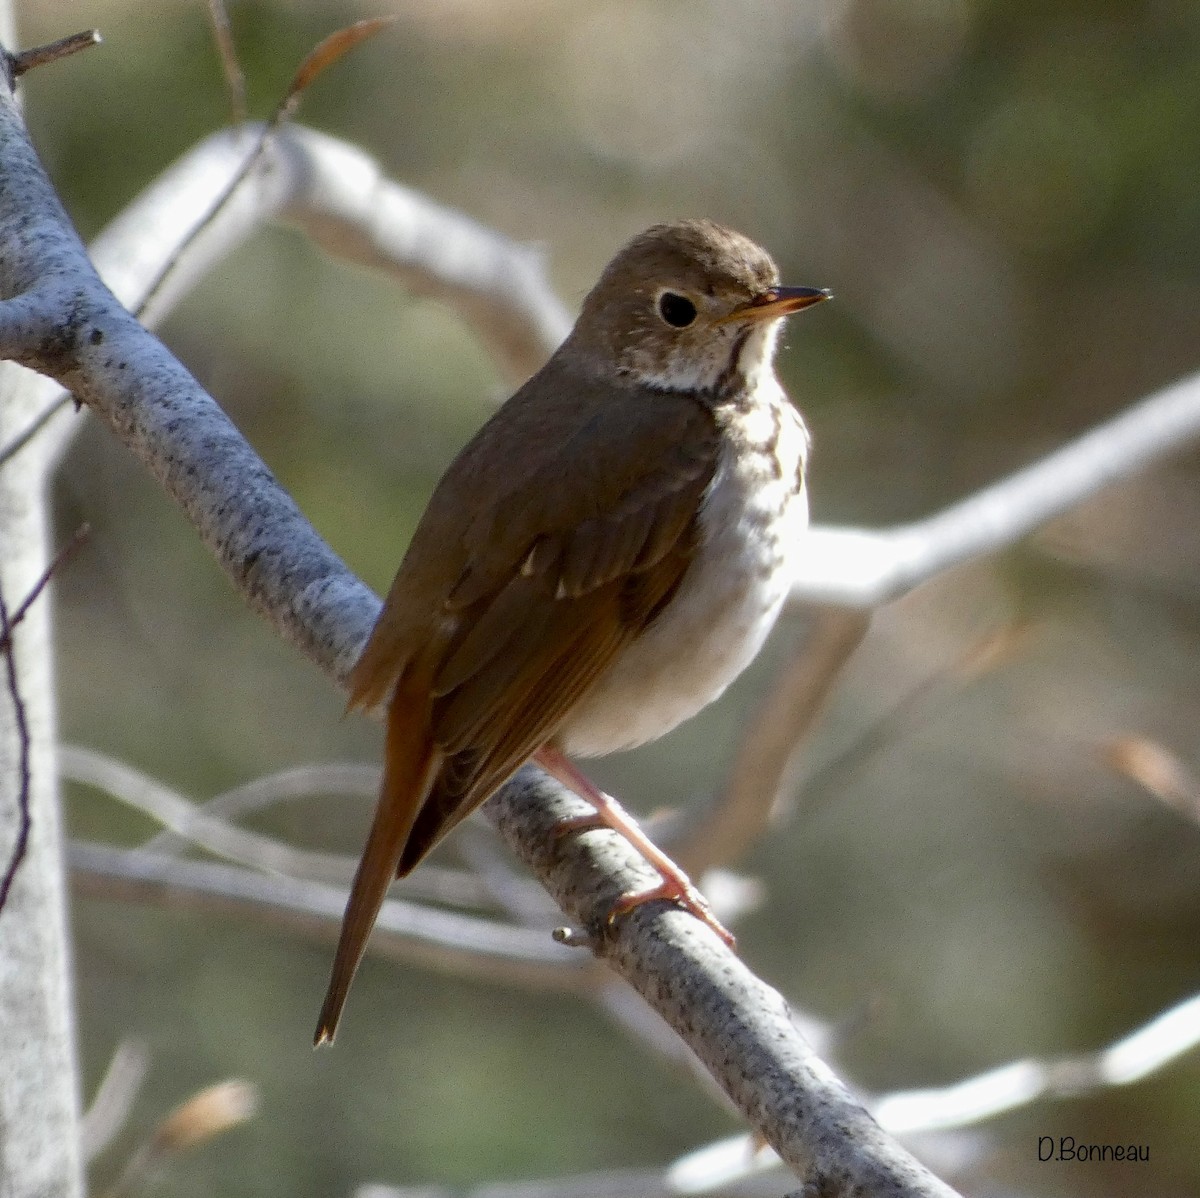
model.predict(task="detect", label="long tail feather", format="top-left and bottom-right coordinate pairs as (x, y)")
top-left (314, 674), bottom-right (439, 1045)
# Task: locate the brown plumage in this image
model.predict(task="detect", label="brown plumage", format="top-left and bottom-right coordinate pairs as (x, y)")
top-left (315, 220), bottom-right (828, 1044)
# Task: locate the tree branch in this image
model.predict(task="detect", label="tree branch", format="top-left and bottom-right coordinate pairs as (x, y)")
top-left (69, 841), bottom-right (587, 992)
top-left (487, 767), bottom-right (960, 1196)
top-left (673, 607), bottom-right (871, 876)
top-left (791, 369), bottom-right (1200, 606)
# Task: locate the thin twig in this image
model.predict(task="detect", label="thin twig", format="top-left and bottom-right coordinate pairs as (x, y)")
top-left (675, 608), bottom-right (870, 876)
top-left (876, 989), bottom-right (1200, 1132)
top-left (0, 584), bottom-right (30, 914)
top-left (203, 0), bottom-right (246, 126)
top-left (791, 371), bottom-right (1200, 606)
top-left (62, 745), bottom-right (368, 886)
top-left (0, 392), bottom-right (70, 469)
top-left (137, 18), bottom-right (393, 322)
top-left (0, 523), bottom-right (89, 652)
top-left (10, 29), bottom-right (101, 77)
top-left (68, 841), bottom-right (588, 990)
top-left (67, 749), bottom-right (494, 908)
top-left (82, 1039), bottom-right (150, 1162)
top-left (138, 761), bottom-right (380, 857)
top-left (790, 619), bottom-right (1034, 828)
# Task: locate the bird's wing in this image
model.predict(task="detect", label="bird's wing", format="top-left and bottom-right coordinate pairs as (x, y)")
top-left (320, 364), bottom-right (718, 1040)
top-left (395, 375), bottom-right (718, 871)
top-left (346, 356), bottom-right (718, 714)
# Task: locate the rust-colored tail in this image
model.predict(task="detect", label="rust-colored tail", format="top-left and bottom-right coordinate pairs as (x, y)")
top-left (314, 672), bottom-right (440, 1046)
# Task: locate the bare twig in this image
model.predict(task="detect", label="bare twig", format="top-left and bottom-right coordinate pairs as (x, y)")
top-left (62, 745), bottom-right (365, 885)
top-left (791, 370), bottom-right (1200, 607)
top-left (674, 608), bottom-right (870, 876)
top-left (67, 749), bottom-right (498, 909)
top-left (0, 389), bottom-right (69, 467)
top-left (82, 1039), bottom-right (150, 1162)
top-left (9, 29), bottom-right (101, 78)
top-left (874, 989), bottom-right (1200, 1133)
top-left (789, 619), bottom-right (1034, 828)
top-left (138, 761), bottom-right (380, 857)
top-left (17, 122), bottom-right (571, 482)
top-left (0, 584), bottom-right (30, 914)
top-left (203, 0), bottom-right (246, 126)
top-left (137, 18), bottom-right (393, 321)
top-left (68, 841), bottom-right (588, 990)
top-left (0, 523), bottom-right (89, 652)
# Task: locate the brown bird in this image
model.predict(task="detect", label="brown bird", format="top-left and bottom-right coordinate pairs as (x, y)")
top-left (315, 219), bottom-right (829, 1044)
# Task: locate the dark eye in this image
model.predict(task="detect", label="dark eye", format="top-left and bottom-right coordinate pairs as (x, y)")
top-left (657, 291), bottom-right (697, 328)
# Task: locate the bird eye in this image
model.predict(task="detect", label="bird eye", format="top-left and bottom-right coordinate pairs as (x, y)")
top-left (657, 291), bottom-right (697, 328)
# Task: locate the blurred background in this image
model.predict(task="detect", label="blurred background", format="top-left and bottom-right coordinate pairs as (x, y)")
top-left (15, 0), bottom-right (1200, 1194)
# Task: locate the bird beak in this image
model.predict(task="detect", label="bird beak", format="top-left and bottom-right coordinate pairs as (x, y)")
top-left (721, 286), bottom-right (832, 324)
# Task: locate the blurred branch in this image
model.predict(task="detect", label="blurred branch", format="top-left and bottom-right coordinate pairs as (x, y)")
top-left (82, 1039), bottom-right (150, 1162)
top-left (66, 747), bottom-right (527, 909)
top-left (8, 29), bottom-right (100, 77)
top-left (203, 0), bottom-right (246, 126)
top-left (68, 841), bottom-right (588, 991)
top-left (790, 619), bottom-right (1035, 829)
top-left (674, 607), bottom-right (870, 876)
top-left (7, 117), bottom-right (574, 474)
top-left (875, 988), bottom-right (1200, 1132)
top-left (63, 745), bottom-right (363, 886)
top-left (682, 987), bottom-right (1200, 1186)
top-left (138, 19), bottom-right (397, 321)
top-left (363, 988), bottom-right (1200, 1198)
top-left (137, 761), bottom-right (381, 857)
top-left (791, 369), bottom-right (1200, 606)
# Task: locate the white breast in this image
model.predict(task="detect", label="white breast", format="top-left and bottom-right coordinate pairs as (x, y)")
top-left (558, 386), bottom-right (808, 758)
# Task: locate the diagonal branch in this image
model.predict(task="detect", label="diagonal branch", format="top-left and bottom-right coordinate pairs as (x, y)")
top-left (791, 369), bottom-right (1200, 607)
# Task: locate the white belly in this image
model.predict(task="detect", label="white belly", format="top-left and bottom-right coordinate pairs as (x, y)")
top-left (558, 396), bottom-right (808, 757)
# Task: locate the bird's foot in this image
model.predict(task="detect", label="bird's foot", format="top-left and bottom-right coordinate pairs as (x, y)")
top-left (607, 874), bottom-right (735, 948)
top-left (534, 746), bottom-right (735, 949)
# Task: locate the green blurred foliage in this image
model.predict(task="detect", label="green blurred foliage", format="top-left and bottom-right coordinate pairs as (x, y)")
top-left (14, 0), bottom-right (1200, 1194)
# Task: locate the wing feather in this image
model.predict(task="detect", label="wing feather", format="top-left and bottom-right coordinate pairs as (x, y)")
top-left (345, 352), bottom-right (720, 880)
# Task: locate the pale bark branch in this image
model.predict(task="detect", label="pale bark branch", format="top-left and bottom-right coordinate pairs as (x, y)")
top-left (487, 768), bottom-right (960, 1197)
top-left (674, 607), bottom-right (871, 876)
top-left (361, 988), bottom-right (1200, 1197)
top-left (95, 123), bottom-right (569, 389)
top-left (81, 1038), bottom-right (149, 1162)
top-left (874, 987), bottom-right (1200, 1132)
top-left (790, 369), bottom-right (1200, 606)
top-left (68, 841), bottom-right (586, 992)
top-left (62, 744), bottom-right (364, 886)
top-left (63, 747), bottom-right (529, 912)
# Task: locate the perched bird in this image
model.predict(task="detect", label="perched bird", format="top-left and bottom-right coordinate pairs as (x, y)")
top-left (316, 219), bottom-right (829, 1044)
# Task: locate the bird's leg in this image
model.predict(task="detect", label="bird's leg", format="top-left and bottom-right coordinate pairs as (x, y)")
top-left (533, 746), bottom-right (735, 948)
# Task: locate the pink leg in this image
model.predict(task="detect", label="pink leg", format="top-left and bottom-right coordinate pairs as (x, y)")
top-left (534, 746), bottom-right (735, 948)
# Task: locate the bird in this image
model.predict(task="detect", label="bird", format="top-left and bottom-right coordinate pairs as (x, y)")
top-left (315, 219), bottom-right (829, 1044)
